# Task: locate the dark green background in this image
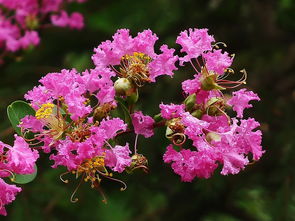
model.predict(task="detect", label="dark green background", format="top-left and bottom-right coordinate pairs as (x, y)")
top-left (1, 0), bottom-right (295, 220)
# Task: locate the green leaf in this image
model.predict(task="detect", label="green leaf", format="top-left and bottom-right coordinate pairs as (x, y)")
top-left (12, 165), bottom-right (38, 184)
top-left (7, 100), bottom-right (35, 135)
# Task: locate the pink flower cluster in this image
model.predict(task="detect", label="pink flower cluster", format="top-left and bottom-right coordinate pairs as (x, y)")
top-left (92, 29), bottom-right (178, 82)
top-left (161, 28), bottom-right (263, 182)
top-left (0, 136), bottom-right (39, 216)
top-left (0, 0), bottom-right (85, 56)
top-left (1, 28), bottom-right (264, 215)
top-left (10, 29), bottom-right (174, 209)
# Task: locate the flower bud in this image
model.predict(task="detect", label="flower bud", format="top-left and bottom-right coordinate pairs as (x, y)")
top-left (126, 88), bottom-right (139, 104)
top-left (153, 113), bottom-right (163, 122)
top-left (25, 15), bottom-right (39, 29)
top-left (191, 109), bottom-right (203, 119)
top-left (126, 154), bottom-right (149, 173)
top-left (206, 132), bottom-right (221, 143)
top-left (205, 97), bottom-right (225, 116)
top-left (184, 94), bottom-right (196, 111)
top-left (114, 78), bottom-right (135, 96)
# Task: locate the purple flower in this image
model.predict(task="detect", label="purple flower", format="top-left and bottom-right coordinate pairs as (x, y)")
top-left (92, 29), bottom-right (178, 82)
top-left (105, 144), bottom-right (132, 173)
top-left (0, 179), bottom-right (21, 216)
top-left (131, 111), bottom-right (155, 138)
top-left (203, 49), bottom-right (233, 75)
top-left (228, 88), bottom-right (260, 118)
top-left (159, 103), bottom-right (185, 120)
top-left (176, 28), bottom-right (215, 65)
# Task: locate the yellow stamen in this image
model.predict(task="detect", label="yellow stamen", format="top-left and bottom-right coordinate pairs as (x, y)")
top-left (35, 103), bottom-right (54, 119)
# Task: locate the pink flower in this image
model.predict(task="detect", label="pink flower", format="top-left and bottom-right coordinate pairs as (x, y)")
top-left (176, 28), bottom-right (215, 65)
top-left (19, 31), bottom-right (40, 49)
top-left (82, 68), bottom-right (116, 105)
top-left (105, 144), bottom-right (132, 173)
top-left (163, 145), bottom-right (198, 182)
top-left (228, 88), bottom-right (260, 118)
top-left (181, 112), bottom-right (209, 148)
top-left (201, 114), bottom-right (230, 132)
top-left (0, 179), bottom-right (21, 216)
top-left (82, 68), bottom-right (115, 93)
top-left (6, 135), bottom-right (39, 174)
top-left (181, 112), bottom-right (209, 135)
top-left (50, 139), bottom-right (81, 170)
top-left (6, 38), bottom-right (20, 52)
top-left (24, 85), bottom-right (53, 110)
top-left (133, 29), bottom-right (158, 57)
top-left (182, 74), bottom-right (201, 95)
top-left (159, 103), bottom-right (185, 120)
top-left (236, 118), bottom-right (264, 161)
top-left (39, 69), bottom-right (84, 97)
top-left (27, 69), bottom-right (94, 120)
top-left (93, 118), bottom-right (127, 140)
top-left (19, 115), bottom-right (44, 133)
top-left (68, 12), bottom-right (84, 29)
top-left (41, 0), bottom-right (63, 13)
top-left (163, 145), bottom-right (218, 182)
top-left (51, 11), bottom-right (84, 29)
top-left (131, 111), bottom-right (154, 138)
top-left (65, 91), bottom-right (92, 121)
top-left (220, 152), bottom-right (249, 175)
top-left (92, 29), bottom-right (178, 82)
top-left (0, 0), bottom-right (86, 59)
top-left (195, 90), bottom-right (222, 105)
top-left (148, 45), bottom-right (178, 82)
top-left (51, 11), bottom-right (68, 26)
top-left (203, 49), bottom-right (233, 74)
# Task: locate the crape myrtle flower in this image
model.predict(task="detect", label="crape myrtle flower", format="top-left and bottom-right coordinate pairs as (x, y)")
top-left (227, 88), bottom-right (261, 118)
top-left (92, 29), bottom-right (178, 99)
top-left (131, 111), bottom-right (155, 138)
top-left (0, 179), bottom-right (21, 216)
top-left (0, 0), bottom-right (86, 59)
top-left (51, 10), bottom-right (84, 29)
top-left (161, 28), bottom-right (264, 182)
top-left (0, 136), bottom-right (39, 216)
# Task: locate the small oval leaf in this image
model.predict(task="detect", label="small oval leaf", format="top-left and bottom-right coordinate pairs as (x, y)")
top-left (7, 100), bottom-right (35, 135)
top-left (12, 165), bottom-right (38, 184)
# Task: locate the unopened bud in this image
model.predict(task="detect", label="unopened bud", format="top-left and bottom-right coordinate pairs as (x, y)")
top-left (184, 94), bottom-right (196, 111)
top-left (114, 78), bottom-right (135, 96)
top-left (26, 15), bottom-right (39, 29)
top-left (191, 109), bottom-right (203, 119)
top-left (126, 88), bottom-right (139, 104)
top-left (206, 132), bottom-right (221, 143)
top-left (153, 113), bottom-right (163, 122)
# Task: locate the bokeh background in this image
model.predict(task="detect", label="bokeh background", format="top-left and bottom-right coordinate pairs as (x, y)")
top-left (1, 0), bottom-right (295, 220)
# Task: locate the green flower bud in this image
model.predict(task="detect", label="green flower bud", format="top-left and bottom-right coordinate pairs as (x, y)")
top-left (114, 78), bottom-right (135, 96)
top-left (184, 93), bottom-right (196, 111)
top-left (25, 15), bottom-right (39, 29)
top-left (153, 113), bottom-right (163, 122)
top-left (126, 88), bottom-right (139, 104)
top-left (191, 109), bottom-right (203, 119)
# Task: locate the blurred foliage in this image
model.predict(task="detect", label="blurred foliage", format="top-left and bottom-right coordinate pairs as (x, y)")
top-left (1, 0), bottom-right (295, 220)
